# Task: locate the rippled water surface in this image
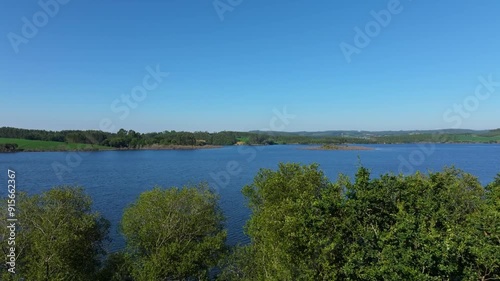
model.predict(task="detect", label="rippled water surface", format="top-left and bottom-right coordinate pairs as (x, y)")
top-left (2, 144), bottom-right (499, 251)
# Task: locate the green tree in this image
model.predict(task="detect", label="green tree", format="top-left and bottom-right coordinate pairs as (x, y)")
top-left (463, 174), bottom-right (500, 280)
top-left (96, 252), bottom-right (133, 281)
top-left (108, 137), bottom-right (129, 148)
top-left (224, 163), bottom-right (500, 280)
top-left (235, 163), bottom-right (341, 280)
top-left (0, 187), bottom-right (109, 281)
top-left (338, 168), bottom-right (485, 280)
top-left (217, 245), bottom-right (258, 281)
top-left (0, 143), bottom-right (19, 152)
top-left (121, 184), bottom-right (227, 281)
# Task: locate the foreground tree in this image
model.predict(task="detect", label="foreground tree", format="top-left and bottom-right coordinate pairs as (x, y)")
top-left (96, 252), bottom-right (133, 281)
top-left (0, 187), bottom-right (109, 281)
top-left (121, 184), bottom-right (227, 281)
top-left (464, 174), bottom-right (500, 280)
top-left (341, 167), bottom-right (485, 279)
top-left (220, 163), bottom-right (341, 280)
top-left (221, 163), bottom-right (500, 280)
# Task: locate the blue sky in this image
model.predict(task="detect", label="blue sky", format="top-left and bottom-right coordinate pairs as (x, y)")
top-left (1, 0), bottom-right (499, 132)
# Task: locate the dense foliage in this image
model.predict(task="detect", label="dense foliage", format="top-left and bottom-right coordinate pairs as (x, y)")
top-left (119, 185), bottom-right (227, 280)
top-left (0, 143), bottom-right (19, 152)
top-left (220, 164), bottom-right (500, 280)
top-left (0, 187), bottom-right (109, 281)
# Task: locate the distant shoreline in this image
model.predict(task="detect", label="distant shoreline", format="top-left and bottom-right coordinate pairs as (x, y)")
top-left (301, 144), bottom-right (374, 151)
top-left (135, 145), bottom-right (223, 150)
top-left (1, 127), bottom-right (499, 153)
top-left (1, 145), bottom-right (223, 153)
top-left (2, 142), bottom-right (500, 153)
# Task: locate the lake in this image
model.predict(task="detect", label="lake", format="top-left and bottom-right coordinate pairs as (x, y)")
top-left (2, 144), bottom-right (500, 252)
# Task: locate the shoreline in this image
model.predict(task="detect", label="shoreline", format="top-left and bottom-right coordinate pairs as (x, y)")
top-left (2, 142), bottom-right (499, 153)
top-left (301, 145), bottom-right (374, 151)
top-left (2, 145), bottom-right (224, 153)
top-left (134, 145), bottom-right (223, 150)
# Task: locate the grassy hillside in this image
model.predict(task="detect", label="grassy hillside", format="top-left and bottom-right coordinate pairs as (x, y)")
top-left (0, 138), bottom-right (111, 152)
top-left (451, 134), bottom-right (500, 143)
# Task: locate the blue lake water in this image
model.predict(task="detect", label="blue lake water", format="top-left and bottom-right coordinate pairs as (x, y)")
top-left (1, 144), bottom-right (500, 252)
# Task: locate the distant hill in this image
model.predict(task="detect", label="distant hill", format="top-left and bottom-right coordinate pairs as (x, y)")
top-left (249, 129), bottom-right (490, 138)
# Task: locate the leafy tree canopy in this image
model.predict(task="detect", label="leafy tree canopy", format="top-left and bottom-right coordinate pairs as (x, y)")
top-left (221, 163), bottom-right (500, 280)
top-left (0, 187), bottom-right (109, 281)
top-left (121, 184), bottom-right (227, 281)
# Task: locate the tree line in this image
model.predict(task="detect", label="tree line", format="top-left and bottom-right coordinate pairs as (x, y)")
top-left (1, 164), bottom-right (499, 280)
top-left (0, 127), bottom-right (360, 148)
top-left (3, 127), bottom-right (500, 150)
top-left (0, 144), bottom-right (19, 153)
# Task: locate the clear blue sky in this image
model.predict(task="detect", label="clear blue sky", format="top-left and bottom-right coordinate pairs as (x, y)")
top-left (1, 0), bottom-right (499, 132)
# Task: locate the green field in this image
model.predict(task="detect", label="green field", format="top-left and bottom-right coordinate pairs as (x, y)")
top-left (0, 138), bottom-right (112, 152)
top-left (451, 134), bottom-right (500, 143)
top-left (236, 137), bottom-right (249, 143)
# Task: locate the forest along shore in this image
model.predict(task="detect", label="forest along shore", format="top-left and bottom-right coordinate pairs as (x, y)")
top-left (1, 127), bottom-right (500, 153)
